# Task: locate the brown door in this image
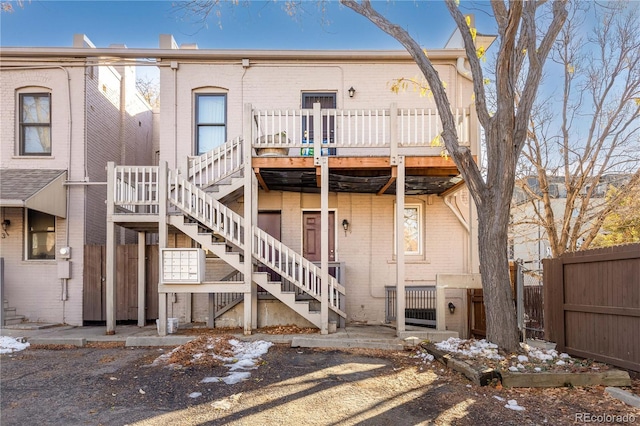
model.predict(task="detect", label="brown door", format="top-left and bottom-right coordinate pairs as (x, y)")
top-left (303, 211), bottom-right (335, 262)
top-left (258, 212), bottom-right (282, 282)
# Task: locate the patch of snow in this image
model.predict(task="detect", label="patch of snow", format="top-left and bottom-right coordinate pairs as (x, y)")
top-left (560, 353), bottom-right (571, 359)
top-left (508, 366), bottom-right (519, 372)
top-left (493, 395), bottom-right (506, 401)
top-left (517, 355), bottom-right (529, 363)
top-left (414, 350), bottom-right (434, 363)
top-left (189, 392), bottom-right (202, 398)
top-left (435, 337), bottom-right (504, 360)
top-left (516, 363), bottom-right (524, 369)
top-left (556, 360), bottom-right (566, 366)
top-left (534, 367), bottom-right (542, 372)
top-left (201, 339), bottom-right (272, 385)
top-left (0, 336), bottom-right (30, 354)
top-left (505, 399), bottom-right (526, 411)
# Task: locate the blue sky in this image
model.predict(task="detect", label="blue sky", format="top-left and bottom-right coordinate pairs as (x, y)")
top-left (0, 1), bottom-right (496, 50)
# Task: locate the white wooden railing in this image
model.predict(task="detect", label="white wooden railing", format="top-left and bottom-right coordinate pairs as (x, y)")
top-left (188, 137), bottom-right (244, 188)
top-left (113, 166), bottom-right (159, 213)
top-left (165, 169), bottom-right (345, 316)
top-left (253, 105), bottom-right (471, 151)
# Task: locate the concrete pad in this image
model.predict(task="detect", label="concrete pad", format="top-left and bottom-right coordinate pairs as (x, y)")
top-left (291, 336), bottom-right (404, 350)
top-left (605, 387), bottom-right (640, 408)
top-left (125, 336), bottom-right (195, 347)
top-left (397, 330), bottom-right (458, 342)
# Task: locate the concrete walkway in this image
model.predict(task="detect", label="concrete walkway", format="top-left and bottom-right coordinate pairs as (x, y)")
top-left (1, 322), bottom-right (457, 350)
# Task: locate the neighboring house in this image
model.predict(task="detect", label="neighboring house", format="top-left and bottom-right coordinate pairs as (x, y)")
top-left (104, 32), bottom-right (485, 339)
top-left (509, 174), bottom-right (631, 272)
top-left (0, 35), bottom-right (153, 326)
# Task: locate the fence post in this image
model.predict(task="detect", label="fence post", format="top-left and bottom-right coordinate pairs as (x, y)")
top-left (516, 260), bottom-right (524, 341)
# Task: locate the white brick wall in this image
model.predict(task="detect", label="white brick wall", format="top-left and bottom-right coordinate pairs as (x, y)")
top-left (0, 58), bottom-right (152, 325)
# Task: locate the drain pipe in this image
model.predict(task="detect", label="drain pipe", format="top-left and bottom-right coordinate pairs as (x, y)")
top-left (443, 193), bottom-right (471, 273)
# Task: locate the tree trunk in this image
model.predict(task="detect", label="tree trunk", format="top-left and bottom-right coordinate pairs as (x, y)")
top-left (476, 192), bottom-right (520, 353)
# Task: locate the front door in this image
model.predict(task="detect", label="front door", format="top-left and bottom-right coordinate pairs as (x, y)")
top-left (303, 211), bottom-right (335, 262)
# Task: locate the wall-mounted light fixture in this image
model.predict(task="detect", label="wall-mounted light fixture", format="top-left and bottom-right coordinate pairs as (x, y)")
top-left (342, 219), bottom-right (350, 236)
top-left (1, 219), bottom-right (10, 237)
top-left (348, 86), bottom-right (356, 98)
top-left (448, 302), bottom-right (456, 314)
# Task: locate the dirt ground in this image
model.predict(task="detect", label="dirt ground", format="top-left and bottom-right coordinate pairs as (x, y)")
top-left (1, 339), bottom-right (639, 426)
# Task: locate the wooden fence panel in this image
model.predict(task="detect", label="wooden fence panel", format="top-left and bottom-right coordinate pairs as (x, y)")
top-left (83, 244), bottom-right (159, 323)
top-left (544, 244), bottom-right (640, 372)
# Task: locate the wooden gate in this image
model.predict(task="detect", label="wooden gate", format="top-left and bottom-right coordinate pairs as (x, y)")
top-left (467, 289), bottom-right (486, 338)
top-left (83, 244), bottom-right (158, 323)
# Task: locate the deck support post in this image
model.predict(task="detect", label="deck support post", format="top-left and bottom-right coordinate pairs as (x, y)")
top-left (137, 231), bottom-right (146, 327)
top-left (157, 161), bottom-right (168, 336)
top-left (320, 156), bottom-right (329, 334)
top-left (396, 156), bottom-right (406, 334)
top-left (106, 162), bottom-right (117, 334)
top-left (243, 103), bottom-right (254, 335)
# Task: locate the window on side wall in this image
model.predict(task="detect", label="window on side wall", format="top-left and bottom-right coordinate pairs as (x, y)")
top-left (395, 204), bottom-right (423, 256)
top-left (195, 94), bottom-right (226, 155)
top-left (27, 210), bottom-right (56, 260)
top-left (19, 93), bottom-right (52, 155)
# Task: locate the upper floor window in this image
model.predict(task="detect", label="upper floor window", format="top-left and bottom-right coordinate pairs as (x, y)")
top-left (27, 209), bottom-right (56, 260)
top-left (195, 94), bottom-right (226, 155)
top-left (20, 93), bottom-right (51, 155)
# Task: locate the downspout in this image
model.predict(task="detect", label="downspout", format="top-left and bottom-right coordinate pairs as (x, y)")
top-left (443, 194), bottom-right (471, 273)
top-left (456, 57), bottom-right (473, 81)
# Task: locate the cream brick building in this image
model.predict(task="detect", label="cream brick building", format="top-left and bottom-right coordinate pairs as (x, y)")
top-left (0, 35), bottom-right (153, 326)
top-left (2, 30), bottom-right (486, 339)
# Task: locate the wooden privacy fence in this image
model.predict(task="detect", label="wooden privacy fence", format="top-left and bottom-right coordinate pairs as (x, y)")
top-left (543, 243), bottom-right (640, 372)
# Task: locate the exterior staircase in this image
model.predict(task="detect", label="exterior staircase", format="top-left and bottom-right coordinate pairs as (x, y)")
top-left (167, 138), bottom-right (346, 328)
top-left (3, 300), bottom-right (25, 326)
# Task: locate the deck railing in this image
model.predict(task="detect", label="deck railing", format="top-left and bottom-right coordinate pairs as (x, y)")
top-left (253, 104), bottom-right (472, 153)
top-left (113, 166), bottom-right (159, 214)
top-left (188, 137), bottom-right (244, 188)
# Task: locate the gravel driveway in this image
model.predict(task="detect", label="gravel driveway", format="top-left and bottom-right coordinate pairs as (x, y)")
top-left (1, 341), bottom-right (638, 426)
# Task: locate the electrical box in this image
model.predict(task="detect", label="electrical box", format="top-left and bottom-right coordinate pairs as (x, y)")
top-left (57, 261), bottom-right (71, 279)
top-left (161, 248), bottom-right (205, 284)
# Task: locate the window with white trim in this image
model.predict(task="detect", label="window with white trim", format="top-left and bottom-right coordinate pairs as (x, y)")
top-left (195, 94), bottom-right (226, 154)
top-left (26, 209), bottom-right (56, 260)
top-left (19, 93), bottom-right (51, 155)
top-left (395, 203), bottom-right (423, 255)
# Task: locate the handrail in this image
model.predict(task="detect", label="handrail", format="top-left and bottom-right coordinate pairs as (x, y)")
top-left (167, 169), bottom-right (345, 315)
top-left (252, 105), bottom-right (471, 150)
top-left (188, 137), bottom-right (244, 188)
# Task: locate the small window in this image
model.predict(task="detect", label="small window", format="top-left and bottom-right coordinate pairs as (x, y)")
top-left (195, 94), bottom-right (226, 155)
top-left (27, 210), bottom-right (56, 260)
top-left (395, 204), bottom-right (423, 255)
top-left (20, 93), bottom-right (51, 155)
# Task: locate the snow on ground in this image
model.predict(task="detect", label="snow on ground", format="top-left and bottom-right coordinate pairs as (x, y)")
top-left (200, 339), bottom-right (273, 385)
top-left (435, 337), bottom-right (505, 360)
top-left (0, 336), bottom-right (30, 354)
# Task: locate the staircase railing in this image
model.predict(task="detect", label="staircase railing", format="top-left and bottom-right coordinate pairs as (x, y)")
top-left (188, 137), bottom-right (244, 188)
top-left (167, 170), bottom-right (345, 316)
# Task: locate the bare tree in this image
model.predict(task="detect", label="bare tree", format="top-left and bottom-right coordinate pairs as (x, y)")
top-left (136, 76), bottom-right (160, 108)
top-left (514, 1), bottom-right (640, 258)
top-left (339, 0), bottom-right (567, 352)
